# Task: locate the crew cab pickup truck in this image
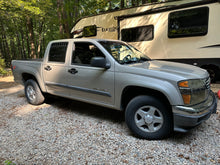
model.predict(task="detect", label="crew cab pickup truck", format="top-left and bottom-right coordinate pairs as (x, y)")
top-left (12, 39), bottom-right (217, 139)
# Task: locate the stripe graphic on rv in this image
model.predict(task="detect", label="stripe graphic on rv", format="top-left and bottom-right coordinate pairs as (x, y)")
top-left (200, 44), bottom-right (220, 48)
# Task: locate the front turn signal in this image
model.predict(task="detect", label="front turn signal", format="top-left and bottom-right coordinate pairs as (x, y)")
top-left (178, 81), bottom-right (189, 88)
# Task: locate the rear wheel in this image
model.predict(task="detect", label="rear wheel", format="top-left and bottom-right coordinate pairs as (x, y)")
top-left (25, 79), bottom-right (45, 105)
top-left (125, 95), bottom-right (173, 140)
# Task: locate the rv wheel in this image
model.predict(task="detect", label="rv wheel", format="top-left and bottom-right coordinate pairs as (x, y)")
top-left (206, 68), bottom-right (217, 83)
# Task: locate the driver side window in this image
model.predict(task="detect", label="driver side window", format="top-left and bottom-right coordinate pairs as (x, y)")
top-left (72, 42), bottom-right (105, 65)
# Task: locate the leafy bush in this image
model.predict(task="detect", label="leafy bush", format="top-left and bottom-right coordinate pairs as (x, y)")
top-left (0, 56), bottom-right (11, 77)
top-left (4, 160), bottom-right (16, 165)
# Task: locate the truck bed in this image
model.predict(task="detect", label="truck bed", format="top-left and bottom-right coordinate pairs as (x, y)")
top-left (12, 59), bottom-right (43, 84)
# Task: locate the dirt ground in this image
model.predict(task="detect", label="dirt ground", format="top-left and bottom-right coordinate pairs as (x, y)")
top-left (0, 76), bottom-right (219, 164)
top-left (0, 76), bottom-right (18, 89)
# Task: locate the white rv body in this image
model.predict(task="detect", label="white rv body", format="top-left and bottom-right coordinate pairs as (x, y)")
top-left (71, 0), bottom-right (220, 81)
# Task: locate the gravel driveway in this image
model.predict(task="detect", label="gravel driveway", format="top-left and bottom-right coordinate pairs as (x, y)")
top-left (0, 77), bottom-right (220, 164)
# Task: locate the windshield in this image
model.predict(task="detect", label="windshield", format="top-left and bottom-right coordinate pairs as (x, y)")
top-left (98, 41), bottom-right (151, 64)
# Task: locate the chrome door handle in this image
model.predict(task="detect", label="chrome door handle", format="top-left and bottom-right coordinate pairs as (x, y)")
top-left (68, 68), bottom-right (78, 74)
top-left (44, 66), bottom-right (52, 71)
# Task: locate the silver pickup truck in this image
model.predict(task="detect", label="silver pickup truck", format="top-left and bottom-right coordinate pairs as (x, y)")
top-left (12, 38), bottom-right (217, 140)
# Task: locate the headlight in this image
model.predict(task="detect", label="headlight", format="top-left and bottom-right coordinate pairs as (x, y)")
top-left (178, 78), bottom-right (210, 105)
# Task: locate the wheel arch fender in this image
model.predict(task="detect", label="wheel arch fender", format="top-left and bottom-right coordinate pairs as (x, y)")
top-left (118, 80), bottom-right (183, 111)
top-left (22, 70), bottom-right (46, 92)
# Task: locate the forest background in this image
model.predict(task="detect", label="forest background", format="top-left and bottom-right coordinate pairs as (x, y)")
top-left (0, 0), bottom-right (171, 75)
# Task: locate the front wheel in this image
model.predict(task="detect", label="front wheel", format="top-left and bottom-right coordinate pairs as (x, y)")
top-left (24, 79), bottom-right (45, 105)
top-left (125, 95), bottom-right (173, 140)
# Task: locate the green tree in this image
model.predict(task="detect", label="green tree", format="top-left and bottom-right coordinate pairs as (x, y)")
top-left (0, 0), bottom-right (168, 66)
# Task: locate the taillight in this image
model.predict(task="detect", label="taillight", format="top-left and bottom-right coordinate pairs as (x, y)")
top-left (11, 65), bottom-right (16, 70)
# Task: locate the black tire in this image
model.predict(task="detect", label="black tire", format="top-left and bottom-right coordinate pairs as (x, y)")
top-left (24, 79), bottom-right (45, 105)
top-left (206, 68), bottom-right (217, 83)
top-left (125, 95), bottom-right (173, 140)
top-left (201, 66), bottom-right (219, 83)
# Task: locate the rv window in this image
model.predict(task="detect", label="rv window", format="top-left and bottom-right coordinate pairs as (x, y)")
top-left (48, 42), bottom-right (68, 63)
top-left (83, 25), bottom-right (97, 37)
top-left (121, 25), bottom-right (154, 42)
top-left (168, 7), bottom-right (209, 38)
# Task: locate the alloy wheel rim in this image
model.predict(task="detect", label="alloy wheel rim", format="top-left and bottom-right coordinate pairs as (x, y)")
top-left (135, 105), bottom-right (164, 133)
top-left (27, 85), bottom-right (36, 101)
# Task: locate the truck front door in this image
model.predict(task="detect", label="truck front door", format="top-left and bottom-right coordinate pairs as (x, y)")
top-left (67, 41), bottom-right (115, 106)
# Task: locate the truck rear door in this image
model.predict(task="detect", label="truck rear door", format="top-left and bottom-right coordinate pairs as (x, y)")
top-left (43, 42), bottom-right (70, 97)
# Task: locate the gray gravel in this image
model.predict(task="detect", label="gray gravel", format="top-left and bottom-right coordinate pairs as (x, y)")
top-left (0, 85), bottom-right (219, 165)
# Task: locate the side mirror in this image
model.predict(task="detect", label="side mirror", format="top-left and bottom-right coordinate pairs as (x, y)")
top-left (91, 57), bottom-right (111, 69)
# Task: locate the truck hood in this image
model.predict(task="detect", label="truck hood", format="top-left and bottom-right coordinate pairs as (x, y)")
top-left (127, 60), bottom-right (208, 80)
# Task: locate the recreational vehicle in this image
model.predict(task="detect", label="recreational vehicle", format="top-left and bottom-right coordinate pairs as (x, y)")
top-left (71, 0), bottom-right (220, 82)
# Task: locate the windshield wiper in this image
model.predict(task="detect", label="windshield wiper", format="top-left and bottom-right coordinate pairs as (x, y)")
top-left (138, 57), bottom-right (150, 62)
top-left (119, 57), bottom-right (150, 64)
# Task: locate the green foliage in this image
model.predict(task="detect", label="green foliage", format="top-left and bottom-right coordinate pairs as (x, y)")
top-left (0, 54), bottom-right (11, 77)
top-left (4, 160), bottom-right (16, 165)
top-left (0, 56), bottom-right (6, 74)
top-left (0, 0), bottom-right (164, 64)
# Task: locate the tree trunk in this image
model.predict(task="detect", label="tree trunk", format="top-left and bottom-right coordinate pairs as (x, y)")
top-left (62, 11), bottom-right (70, 38)
top-left (121, 0), bottom-right (125, 8)
top-left (42, 35), bottom-right (45, 57)
top-left (37, 21), bottom-right (44, 58)
top-left (142, 0), bottom-right (147, 4)
top-left (16, 32), bottom-right (23, 59)
top-left (0, 34), bottom-right (6, 59)
top-left (20, 29), bottom-right (26, 59)
top-left (27, 17), bottom-right (36, 59)
top-left (109, 1), bottom-right (112, 10)
top-left (57, 0), bottom-right (64, 38)
top-left (1, 24), bottom-right (11, 67)
top-left (132, 0), bottom-right (136, 6)
top-left (57, 0), bottom-right (70, 38)
top-left (25, 24), bottom-right (31, 59)
top-left (10, 39), bottom-right (17, 60)
top-left (74, 0), bottom-right (79, 19)
top-left (12, 19), bottom-right (23, 60)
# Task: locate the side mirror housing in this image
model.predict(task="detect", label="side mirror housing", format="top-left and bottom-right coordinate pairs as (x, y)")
top-left (91, 57), bottom-right (110, 69)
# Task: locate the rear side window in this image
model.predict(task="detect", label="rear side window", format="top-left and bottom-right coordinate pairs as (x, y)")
top-left (121, 25), bottom-right (154, 42)
top-left (48, 42), bottom-right (68, 62)
top-left (168, 7), bottom-right (209, 38)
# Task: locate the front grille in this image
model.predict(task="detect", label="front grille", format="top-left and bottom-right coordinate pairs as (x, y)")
top-left (201, 77), bottom-right (210, 90)
top-left (205, 77), bottom-right (211, 90)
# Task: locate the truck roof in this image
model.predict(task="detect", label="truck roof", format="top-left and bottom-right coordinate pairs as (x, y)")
top-left (49, 38), bottom-right (123, 43)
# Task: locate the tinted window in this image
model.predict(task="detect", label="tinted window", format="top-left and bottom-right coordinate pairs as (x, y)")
top-left (83, 25), bottom-right (97, 37)
top-left (48, 42), bottom-right (68, 62)
top-left (168, 7), bottom-right (209, 38)
top-left (121, 25), bottom-right (154, 42)
top-left (72, 42), bottom-right (104, 65)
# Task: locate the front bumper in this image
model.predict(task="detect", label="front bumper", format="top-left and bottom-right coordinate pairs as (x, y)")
top-left (173, 91), bottom-right (217, 132)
